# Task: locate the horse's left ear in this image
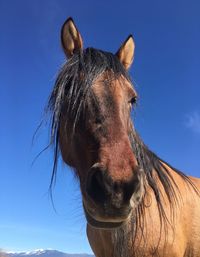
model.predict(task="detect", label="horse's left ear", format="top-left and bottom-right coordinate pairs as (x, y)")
top-left (61, 17), bottom-right (83, 58)
top-left (116, 35), bottom-right (135, 70)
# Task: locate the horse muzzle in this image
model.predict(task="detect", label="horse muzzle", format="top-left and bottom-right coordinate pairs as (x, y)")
top-left (83, 165), bottom-right (144, 229)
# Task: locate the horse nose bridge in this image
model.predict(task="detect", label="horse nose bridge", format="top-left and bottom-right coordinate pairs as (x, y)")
top-left (103, 138), bottom-right (138, 180)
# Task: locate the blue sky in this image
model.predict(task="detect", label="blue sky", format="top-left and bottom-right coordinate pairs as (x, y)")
top-left (0, 0), bottom-right (200, 254)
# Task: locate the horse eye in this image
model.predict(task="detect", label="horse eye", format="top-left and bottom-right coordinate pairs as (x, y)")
top-left (129, 96), bottom-right (137, 106)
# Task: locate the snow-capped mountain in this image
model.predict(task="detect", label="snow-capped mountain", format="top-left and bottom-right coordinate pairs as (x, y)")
top-left (1, 249), bottom-right (94, 257)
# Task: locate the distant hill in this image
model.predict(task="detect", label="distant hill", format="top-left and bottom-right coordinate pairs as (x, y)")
top-left (1, 249), bottom-right (94, 257)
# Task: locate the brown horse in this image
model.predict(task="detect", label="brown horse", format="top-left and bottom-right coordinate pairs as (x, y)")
top-left (47, 18), bottom-right (200, 257)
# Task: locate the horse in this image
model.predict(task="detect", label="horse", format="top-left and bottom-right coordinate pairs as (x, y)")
top-left (47, 17), bottom-right (200, 257)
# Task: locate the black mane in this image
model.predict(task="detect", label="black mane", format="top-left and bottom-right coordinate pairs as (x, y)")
top-left (48, 47), bottom-right (130, 139)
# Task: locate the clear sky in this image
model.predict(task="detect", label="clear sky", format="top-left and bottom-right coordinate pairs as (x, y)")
top-left (0, 0), bottom-right (200, 254)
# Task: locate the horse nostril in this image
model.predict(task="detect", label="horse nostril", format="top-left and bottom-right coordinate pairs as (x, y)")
top-left (86, 167), bottom-right (107, 204)
top-left (123, 173), bottom-right (141, 202)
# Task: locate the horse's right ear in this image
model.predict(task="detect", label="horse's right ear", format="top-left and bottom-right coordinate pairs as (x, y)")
top-left (61, 17), bottom-right (83, 58)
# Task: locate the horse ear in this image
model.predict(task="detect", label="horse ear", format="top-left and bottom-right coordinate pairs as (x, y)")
top-left (61, 17), bottom-right (83, 58)
top-left (116, 35), bottom-right (135, 69)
